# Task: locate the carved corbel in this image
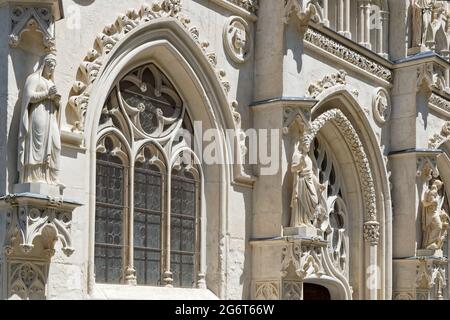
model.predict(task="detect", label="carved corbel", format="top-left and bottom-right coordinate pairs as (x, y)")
top-left (1, 193), bottom-right (81, 258)
top-left (284, 0), bottom-right (322, 36)
top-left (417, 155), bottom-right (440, 181)
top-left (8, 1), bottom-right (63, 51)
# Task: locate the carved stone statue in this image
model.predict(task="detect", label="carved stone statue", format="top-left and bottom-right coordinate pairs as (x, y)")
top-left (410, 0), bottom-right (435, 50)
top-left (18, 53), bottom-right (61, 185)
top-left (422, 179), bottom-right (449, 250)
top-left (290, 143), bottom-right (326, 228)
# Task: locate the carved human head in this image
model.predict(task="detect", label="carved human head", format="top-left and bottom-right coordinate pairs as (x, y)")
top-left (42, 53), bottom-right (57, 76)
top-left (432, 179), bottom-right (444, 191)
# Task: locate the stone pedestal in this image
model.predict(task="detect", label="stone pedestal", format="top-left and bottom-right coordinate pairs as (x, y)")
top-left (250, 236), bottom-right (352, 300)
top-left (283, 225), bottom-right (318, 238)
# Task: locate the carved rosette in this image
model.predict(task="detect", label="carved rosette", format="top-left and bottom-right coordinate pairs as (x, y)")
top-left (363, 221), bottom-right (380, 245)
top-left (9, 5), bottom-right (55, 50)
top-left (2, 194), bottom-right (80, 258)
top-left (66, 0), bottom-right (233, 134)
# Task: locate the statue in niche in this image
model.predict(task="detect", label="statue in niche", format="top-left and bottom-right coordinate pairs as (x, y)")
top-left (18, 52), bottom-right (61, 186)
top-left (410, 0), bottom-right (435, 50)
top-left (290, 142), bottom-right (326, 228)
top-left (422, 179), bottom-right (449, 250)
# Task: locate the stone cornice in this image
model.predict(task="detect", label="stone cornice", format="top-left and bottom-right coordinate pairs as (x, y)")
top-left (0, 0), bottom-right (63, 20)
top-left (304, 27), bottom-right (393, 85)
top-left (429, 91), bottom-right (450, 118)
top-left (208, 0), bottom-right (258, 21)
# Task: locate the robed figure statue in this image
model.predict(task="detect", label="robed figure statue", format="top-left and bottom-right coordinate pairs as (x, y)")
top-left (290, 142), bottom-right (326, 228)
top-left (18, 53), bottom-right (61, 185)
top-left (422, 179), bottom-right (450, 250)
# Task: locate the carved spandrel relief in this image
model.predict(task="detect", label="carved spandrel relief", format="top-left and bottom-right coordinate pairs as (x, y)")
top-left (372, 88), bottom-right (391, 125)
top-left (223, 16), bottom-right (253, 63)
top-left (254, 282), bottom-right (280, 300)
top-left (8, 261), bottom-right (47, 300)
top-left (421, 178), bottom-right (449, 251)
top-left (18, 53), bottom-right (62, 186)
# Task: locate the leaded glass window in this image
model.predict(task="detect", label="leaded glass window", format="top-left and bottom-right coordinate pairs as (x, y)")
top-left (95, 63), bottom-right (202, 288)
top-left (95, 136), bottom-right (126, 284)
top-left (171, 168), bottom-right (198, 288)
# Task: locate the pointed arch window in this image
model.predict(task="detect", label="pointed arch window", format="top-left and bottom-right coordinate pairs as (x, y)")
top-left (94, 63), bottom-right (202, 288)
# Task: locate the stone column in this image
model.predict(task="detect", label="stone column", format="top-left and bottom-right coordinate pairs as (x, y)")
top-left (378, 10), bottom-right (389, 59)
top-left (322, 0), bottom-right (329, 27)
top-left (358, 0), bottom-right (371, 49)
top-left (390, 58), bottom-right (449, 299)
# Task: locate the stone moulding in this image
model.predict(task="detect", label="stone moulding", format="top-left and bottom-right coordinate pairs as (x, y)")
top-left (429, 92), bottom-right (450, 117)
top-left (304, 28), bottom-right (393, 83)
top-left (66, 0), bottom-right (232, 135)
top-left (303, 109), bottom-right (378, 223)
top-left (210, 0), bottom-right (258, 21)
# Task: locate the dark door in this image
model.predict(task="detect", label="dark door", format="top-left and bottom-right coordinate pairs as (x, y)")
top-left (303, 283), bottom-right (331, 300)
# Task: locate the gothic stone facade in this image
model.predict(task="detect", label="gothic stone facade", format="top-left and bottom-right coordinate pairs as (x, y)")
top-left (0, 0), bottom-right (450, 300)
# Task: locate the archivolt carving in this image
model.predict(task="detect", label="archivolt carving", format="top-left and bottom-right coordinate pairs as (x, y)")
top-left (430, 93), bottom-right (450, 114)
top-left (429, 122), bottom-right (450, 149)
top-left (304, 28), bottom-right (393, 83)
top-left (9, 6), bottom-right (55, 50)
top-left (66, 0), bottom-right (232, 133)
top-left (303, 109), bottom-right (377, 222)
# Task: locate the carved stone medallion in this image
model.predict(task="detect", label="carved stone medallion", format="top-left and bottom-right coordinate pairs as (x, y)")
top-left (223, 16), bottom-right (253, 64)
top-left (372, 88), bottom-right (391, 125)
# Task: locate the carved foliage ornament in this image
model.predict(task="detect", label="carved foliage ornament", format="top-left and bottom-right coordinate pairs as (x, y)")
top-left (306, 70), bottom-right (347, 98)
top-left (9, 6), bottom-right (55, 50)
top-left (429, 93), bottom-right (450, 115)
top-left (429, 121), bottom-right (450, 149)
top-left (223, 16), bottom-right (253, 64)
top-left (67, 0), bottom-right (231, 133)
top-left (304, 28), bottom-right (393, 83)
